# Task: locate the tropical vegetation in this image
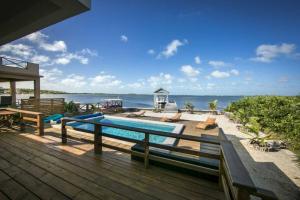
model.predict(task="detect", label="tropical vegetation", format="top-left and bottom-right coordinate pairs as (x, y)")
top-left (225, 96), bottom-right (300, 151)
top-left (64, 101), bottom-right (79, 113)
top-left (209, 100), bottom-right (218, 110)
top-left (184, 102), bottom-right (195, 113)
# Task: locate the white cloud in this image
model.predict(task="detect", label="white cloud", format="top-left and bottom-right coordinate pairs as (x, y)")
top-left (120, 35), bottom-right (128, 42)
top-left (208, 60), bottom-right (229, 68)
top-left (127, 82), bottom-right (144, 89)
top-left (54, 51), bottom-right (90, 65)
top-left (230, 69), bottom-right (239, 76)
top-left (54, 57), bottom-right (70, 65)
top-left (207, 83), bottom-right (215, 89)
top-left (211, 70), bottom-right (230, 78)
top-left (80, 48), bottom-right (98, 57)
top-left (158, 39), bottom-right (187, 58)
top-left (251, 43), bottom-right (296, 63)
top-left (40, 68), bottom-right (63, 81)
top-left (180, 65), bottom-right (200, 77)
top-left (0, 44), bottom-right (35, 59)
top-left (40, 41), bottom-right (67, 52)
top-left (61, 74), bottom-right (86, 88)
top-left (147, 73), bottom-right (173, 88)
top-left (24, 31), bottom-right (67, 52)
top-left (194, 56), bottom-right (201, 64)
top-left (30, 55), bottom-right (49, 64)
top-left (0, 31), bottom-right (96, 66)
top-left (90, 74), bottom-right (122, 87)
top-left (147, 49), bottom-right (155, 55)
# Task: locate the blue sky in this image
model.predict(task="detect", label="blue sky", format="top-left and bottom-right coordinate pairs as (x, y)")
top-left (1, 0), bottom-right (300, 95)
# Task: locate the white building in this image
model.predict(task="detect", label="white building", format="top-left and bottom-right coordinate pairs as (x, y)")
top-left (153, 88), bottom-right (169, 109)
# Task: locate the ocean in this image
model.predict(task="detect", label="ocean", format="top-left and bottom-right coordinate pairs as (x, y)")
top-left (16, 94), bottom-right (243, 110)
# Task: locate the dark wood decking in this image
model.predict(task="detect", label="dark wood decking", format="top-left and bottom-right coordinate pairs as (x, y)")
top-left (0, 127), bottom-right (224, 200)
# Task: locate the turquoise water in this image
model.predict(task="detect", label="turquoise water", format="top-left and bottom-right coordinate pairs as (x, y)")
top-left (68, 116), bottom-right (176, 144)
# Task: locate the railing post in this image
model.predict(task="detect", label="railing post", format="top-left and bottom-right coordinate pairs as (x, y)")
top-left (94, 124), bottom-right (102, 154)
top-left (144, 133), bottom-right (150, 168)
top-left (37, 114), bottom-right (44, 136)
top-left (19, 113), bottom-right (25, 131)
top-left (62, 119), bottom-right (67, 144)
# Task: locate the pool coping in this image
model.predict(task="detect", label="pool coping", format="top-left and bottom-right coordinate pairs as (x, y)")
top-left (104, 115), bottom-right (184, 146)
top-left (53, 115), bottom-right (185, 146)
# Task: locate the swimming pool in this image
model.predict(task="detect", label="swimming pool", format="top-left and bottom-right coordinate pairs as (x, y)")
top-left (67, 115), bottom-right (184, 145)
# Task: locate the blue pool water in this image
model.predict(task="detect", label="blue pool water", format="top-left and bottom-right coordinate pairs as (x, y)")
top-left (68, 116), bottom-right (176, 144)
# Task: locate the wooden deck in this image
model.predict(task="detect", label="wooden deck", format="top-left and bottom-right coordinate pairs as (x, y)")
top-left (0, 127), bottom-right (224, 200)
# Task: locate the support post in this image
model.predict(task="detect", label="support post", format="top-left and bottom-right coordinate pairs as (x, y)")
top-left (94, 124), bottom-right (102, 154)
top-left (37, 114), bottom-right (44, 136)
top-left (62, 119), bottom-right (67, 144)
top-left (10, 81), bottom-right (16, 106)
top-left (34, 78), bottom-right (40, 99)
top-left (144, 133), bottom-right (150, 168)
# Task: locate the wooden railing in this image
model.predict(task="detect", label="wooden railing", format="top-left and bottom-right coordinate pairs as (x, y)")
top-left (4, 108), bottom-right (44, 135)
top-left (61, 117), bottom-right (277, 200)
top-left (21, 98), bottom-right (65, 116)
top-left (61, 117), bottom-right (220, 175)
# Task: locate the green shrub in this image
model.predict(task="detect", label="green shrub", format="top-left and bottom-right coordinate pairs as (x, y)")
top-left (209, 100), bottom-right (218, 110)
top-left (64, 101), bottom-right (78, 113)
top-left (184, 102), bottom-right (195, 113)
top-left (226, 96), bottom-right (300, 150)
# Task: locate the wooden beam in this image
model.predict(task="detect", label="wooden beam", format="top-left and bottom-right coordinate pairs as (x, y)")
top-left (9, 81), bottom-right (16, 105)
top-left (34, 78), bottom-right (40, 99)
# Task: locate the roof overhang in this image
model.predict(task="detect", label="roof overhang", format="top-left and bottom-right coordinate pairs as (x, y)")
top-left (0, 0), bottom-right (91, 46)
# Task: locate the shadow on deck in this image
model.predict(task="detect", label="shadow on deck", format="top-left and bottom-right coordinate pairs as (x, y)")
top-left (0, 127), bottom-right (224, 200)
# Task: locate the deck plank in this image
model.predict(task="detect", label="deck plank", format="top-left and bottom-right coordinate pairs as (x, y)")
top-left (0, 135), bottom-right (211, 200)
top-left (0, 129), bottom-right (224, 200)
top-left (0, 140), bottom-right (126, 200)
top-left (46, 131), bottom-right (221, 189)
top-left (5, 131), bottom-right (224, 200)
top-left (0, 170), bottom-right (39, 200)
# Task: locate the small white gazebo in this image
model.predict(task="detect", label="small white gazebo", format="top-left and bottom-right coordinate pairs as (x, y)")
top-left (153, 88), bottom-right (169, 109)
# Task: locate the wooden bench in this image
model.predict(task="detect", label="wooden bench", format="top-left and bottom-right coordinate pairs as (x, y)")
top-left (1, 108), bottom-right (44, 135)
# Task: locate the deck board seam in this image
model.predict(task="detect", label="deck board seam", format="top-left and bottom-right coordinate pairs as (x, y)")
top-left (2, 132), bottom-right (223, 200)
top-left (45, 131), bottom-right (221, 190)
top-left (0, 140), bottom-right (127, 200)
top-left (0, 132), bottom-right (224, 200)
top-left (0, 146), bottom-right (83, 200)
top-left (0, 161), bottom-right (45, 200)
top-left (0, 137), bottom-right (197, 200)
top-left (0, 136), bottom-right (158, 200)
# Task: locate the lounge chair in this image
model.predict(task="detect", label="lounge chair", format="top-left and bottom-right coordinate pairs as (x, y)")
top-left (126, 110), bottom-right (146, 118)
top-left (160, 113), bottom-right (181, 122)
top-left (196, 117), bottom-right (217, 129)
